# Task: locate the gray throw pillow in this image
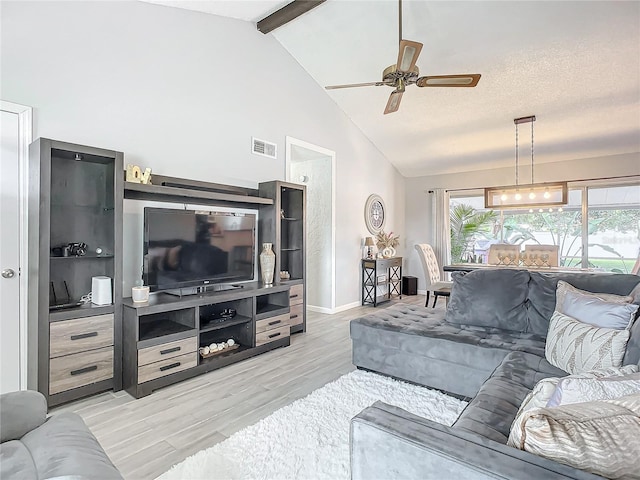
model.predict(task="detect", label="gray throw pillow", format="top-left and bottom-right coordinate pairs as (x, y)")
top-left (445, 269), bottom-right (530, 332)
top-left (558, 286), bottom-right (638, 330)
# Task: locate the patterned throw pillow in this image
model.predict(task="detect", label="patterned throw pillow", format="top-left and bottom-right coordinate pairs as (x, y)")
top-left (519, 394), bottom-right (640, 479)
top-left (545, 311), bottom-right (630, 374)
top-left (506, 365), bottom-right (638, 449)
top-left (555, 281), bottom-right (637, 330)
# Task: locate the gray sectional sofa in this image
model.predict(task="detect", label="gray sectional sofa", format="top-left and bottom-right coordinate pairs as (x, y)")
top-left (0, 390), bottom-right (121, 479)
top-left (350, 269), bottom-right (640, 479)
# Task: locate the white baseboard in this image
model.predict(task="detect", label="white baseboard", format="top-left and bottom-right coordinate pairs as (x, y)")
top-left (307, 301), bottom-right (361, 315)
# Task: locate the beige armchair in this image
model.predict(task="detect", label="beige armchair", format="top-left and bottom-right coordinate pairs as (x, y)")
top-left (415, 244), bottom-right (452, 308)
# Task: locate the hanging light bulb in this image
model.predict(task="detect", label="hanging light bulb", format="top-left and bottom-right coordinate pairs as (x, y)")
top-left (544, 189), bottom-right (551, 199)
top-left (500, 192), bottom-right (508, 201)
top-left (515, 191), bottom-right (522, 201)
top-left (528, 190), bottom-right (536, 200)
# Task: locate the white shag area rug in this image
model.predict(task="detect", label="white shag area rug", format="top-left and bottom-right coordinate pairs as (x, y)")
top-left (157, 370), bottom-right (467, 480)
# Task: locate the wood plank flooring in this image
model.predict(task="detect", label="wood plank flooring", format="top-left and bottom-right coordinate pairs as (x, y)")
top-left (53, 294), bottom-right (433, 479)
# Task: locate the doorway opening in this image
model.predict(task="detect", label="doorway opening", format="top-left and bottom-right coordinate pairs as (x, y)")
top-left (285, 137), bottom-right (336, 313)
top-left (0, 100), bottom-right (32, 392)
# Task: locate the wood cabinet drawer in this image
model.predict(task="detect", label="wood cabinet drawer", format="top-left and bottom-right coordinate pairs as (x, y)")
top-left (256, 313), bottom-right (289, 334)
top-left (50, 314), bottom-right (114, 358)
top-left (289, 304), bottom-right (304, 326)
top-left (138, 336), bottom-right (197, 367)
top-left (49, 346), bottom-right (113, 395)
top-left (256, 324), bottom-right (290, 347)
top-left (138, 352), bottom-right (197, 384)
top-left (289, 284), bottom-right (304, 306)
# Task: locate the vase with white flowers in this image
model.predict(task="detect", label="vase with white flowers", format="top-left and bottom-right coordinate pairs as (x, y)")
top-left (376, 231), bottom-right (400, 258)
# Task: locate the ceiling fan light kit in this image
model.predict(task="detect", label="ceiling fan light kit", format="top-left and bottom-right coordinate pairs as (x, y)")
top-left (484, 115), bottom-right (568, 211)
top-left (324, 0), bottom-right (481, 114)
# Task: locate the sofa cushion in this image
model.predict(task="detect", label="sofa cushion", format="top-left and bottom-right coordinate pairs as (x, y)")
top-left (446, 270), bottom-right (530, 332)
top-left (0, 390), bottom-right (47, 442)
top-left (351, 303), bottom-right (546, 397)
top-left (547, 371), bottom-right (640, 407)
top-left (519, 394), bottom-right (640, 479)
top-left (545, 311), bottom-right (630, 374)
top-left (507, 365), bottom-right (638, 449)
top-left (527, 272), bottom-right (640, 337)
top-left (21, 412), bottom-right (121, 479)
top-left (453, 351), bottom-right (566, 444)
top-left (557, 285), bottom-right (638, 330)
top-left (0, 440), bottom-right (38, 479)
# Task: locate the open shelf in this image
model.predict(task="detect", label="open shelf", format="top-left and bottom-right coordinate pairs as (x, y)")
top-left (139, 319), bottom-right (195, 342)
top-left (199, 315), bottom-right (251, 334)
top-left (50, 254), bottom-right (114, 260)
top-left (199, 345), bottom-right (251, 365)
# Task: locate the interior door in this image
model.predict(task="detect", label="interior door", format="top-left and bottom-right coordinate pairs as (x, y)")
top-left (0, 108), bottom-right (24, 393)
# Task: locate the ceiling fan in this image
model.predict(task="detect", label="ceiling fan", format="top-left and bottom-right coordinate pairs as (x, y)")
top-left (325, 0), bottom-right (481, 114)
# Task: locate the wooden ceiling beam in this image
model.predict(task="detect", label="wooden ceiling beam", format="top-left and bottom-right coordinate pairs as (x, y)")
top-left (257, 0), bottom-right (326, 34)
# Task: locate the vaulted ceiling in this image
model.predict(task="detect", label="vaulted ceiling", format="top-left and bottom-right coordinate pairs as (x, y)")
top-left (143, 1), bottom-right (640, 177)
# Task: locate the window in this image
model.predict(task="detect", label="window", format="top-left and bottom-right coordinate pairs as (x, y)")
top-left (449, 182), bottom-right (640, 272)
top-left (587, 185), bottom-right (640, 273)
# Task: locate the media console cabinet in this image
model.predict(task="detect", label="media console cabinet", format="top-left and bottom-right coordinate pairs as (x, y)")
top-left (122, 283), bottom-right (293, 398)
top-left (28, 137), bottom-right (306, 405)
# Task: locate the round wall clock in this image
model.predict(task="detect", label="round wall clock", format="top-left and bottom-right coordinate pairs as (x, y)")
top-left (365, 194), bottom-right (386, 234)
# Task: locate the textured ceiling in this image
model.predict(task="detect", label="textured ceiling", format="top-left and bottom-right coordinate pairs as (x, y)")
top-left (141, 1), bottom-right (640, 177)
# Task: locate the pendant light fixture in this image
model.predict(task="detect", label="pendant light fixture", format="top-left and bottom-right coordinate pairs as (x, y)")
top-left (484, 115), bottom-right (568, 210)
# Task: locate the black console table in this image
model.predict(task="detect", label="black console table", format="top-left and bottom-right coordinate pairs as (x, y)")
top-left (361, 257), bottom-right (402, 307)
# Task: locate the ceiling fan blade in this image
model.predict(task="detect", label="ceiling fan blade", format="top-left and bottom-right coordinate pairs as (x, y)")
top-left (416, 74), bottom-right (481, 87)
top-left (396, 40), bottom-right (423, 73)
top-left (325, 81), bottom-right (391, 90)
top-left (384, 90), bottom-right (403, 115)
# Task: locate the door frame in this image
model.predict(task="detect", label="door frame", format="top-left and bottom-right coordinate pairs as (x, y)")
top-left (285, 136), bottom-right (336, 313)
top-left (1, 100), bottom-right (33, 389)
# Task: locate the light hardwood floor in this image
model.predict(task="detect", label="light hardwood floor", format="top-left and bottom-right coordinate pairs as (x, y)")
top-left (53, 294), bottom-right (434, 479)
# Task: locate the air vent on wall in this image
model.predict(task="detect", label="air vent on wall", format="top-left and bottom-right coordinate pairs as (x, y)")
top-left (252, 137), bottom-right (277, 159)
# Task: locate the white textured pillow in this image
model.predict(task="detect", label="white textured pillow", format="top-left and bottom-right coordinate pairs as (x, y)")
top-left (520, 394), bottom-right (640, 479)
top-left (545, 311), bottom-right (630, 374)
top-left (506, 365), bottom-right (638, 449)
top-left (547, 372), bottom-right (640, 407)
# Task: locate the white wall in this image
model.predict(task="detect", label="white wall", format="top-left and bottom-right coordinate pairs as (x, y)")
top-left (405, 152), bottom-right (640, 289)
top-left (1, 0), bottom-right (404, 308)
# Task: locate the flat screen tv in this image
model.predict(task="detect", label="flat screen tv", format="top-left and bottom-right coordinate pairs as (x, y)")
top-left (143, 207), bottom-right (256, 292)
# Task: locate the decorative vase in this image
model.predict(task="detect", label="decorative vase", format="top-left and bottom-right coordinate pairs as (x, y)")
top-left (259, 243), bottom-right (276, 285)
top-left (382, 246), bottom-right (395, 258)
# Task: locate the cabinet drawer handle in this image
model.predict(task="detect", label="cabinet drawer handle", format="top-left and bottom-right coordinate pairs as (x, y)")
top-left (290, 294), bottom-right (299, 299)
top-left (70, 331), bottom-right (98, 341)
top-left (160, 346), bottom-right (181, 355)
top-left (70, 365), bottom-right (98, 376)
top-left (268, 332), bottom-right (281, 339)
top-left (290, 314), bottom-right (298, 319)
top-left (160, 362), bottom-right (181, 372)
top-left (268, 320), bottom-right (282, 326)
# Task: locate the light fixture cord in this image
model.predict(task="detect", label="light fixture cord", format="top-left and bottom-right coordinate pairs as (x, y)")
top-left (398, 0), bottom-right (402, 44)
top-left (531, 119), bottom-right (535, 184)
top-left (515, 122), bottom-right (519, 186)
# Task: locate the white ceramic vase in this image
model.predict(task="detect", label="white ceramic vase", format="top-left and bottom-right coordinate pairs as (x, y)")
top-left (260, 243), bottom-right (276, 285)
top-left (382, 246), bottom-right (396, 258)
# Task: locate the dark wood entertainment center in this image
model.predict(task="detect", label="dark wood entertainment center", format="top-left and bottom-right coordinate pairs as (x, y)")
top-left (28, 138), bottom-right (306, 405)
